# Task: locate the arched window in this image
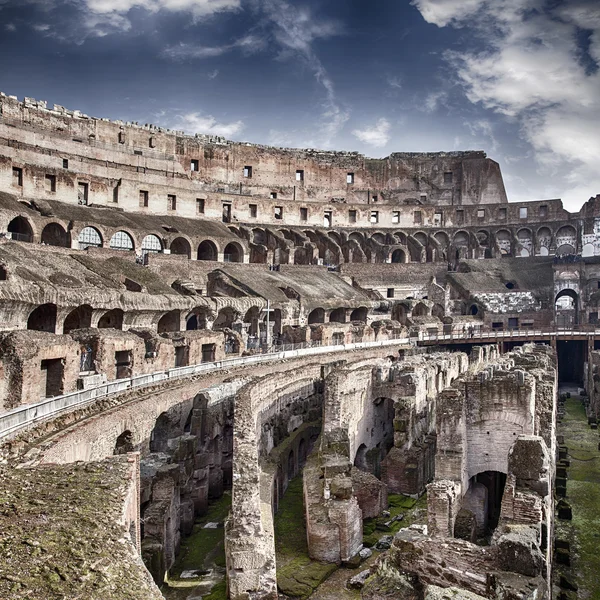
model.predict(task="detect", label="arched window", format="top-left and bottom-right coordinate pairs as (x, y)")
top-left (141, 234), bottom-right (162, 254)
top-left (109, 231), bottom-right (134, 251)
top-left (7, 217), bottom-right (33, 243)
top-left (41, 223), bottom-right (70, 247)
top-left (170, 237), bottom-right (191, 258)
top-left (197, 240), bottom-right (218, 261)
top-left (308, 308), bottom-right (325, 324)
top-left (78, 226), bottom-right (102, 249)
top-left (391, 249), bottom-right (405, 263)
top-left (223, 242), bottom-right (243, 263)
top-left (27, 303), bottom-right (57, 333)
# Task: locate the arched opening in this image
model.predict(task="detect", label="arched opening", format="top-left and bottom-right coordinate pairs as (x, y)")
top-left (109, 230), bottom-right (134, 251)
top-left (7, 216), bottom-right (33, 243)
top-left (495, 230), bottom-right (512, 256)
top-left (391, 249), bottom-right (406, 263)
top-left (329, 307), bottom-right (346, 323)
top-left (469, 304), bottom-right (479, 316)
top-left (354, 444), bottom-right (368, 471)
top-left (78, 226), bottom-right (102, 249)
top-left (213, 307), bottom-right (237, 330)
top-left (223, 242), bottom-right (243, 263)
top-left (186, 307), bottom-right (211, 330)
top-left (114, 430), bottom-right (134, 455)
top-left (412, 303), bottom-right (428, 317)
top-left (27, 303), bottom-right (57, 333)
top-left (308, 308), bottom-right (325, 324)
top-left (98, 308), bottom-right (124, 330)
top-left (298, 438), bottom-right (307, 467)
top-left (536, 227), bottom-right (552, 256)
top-left (63, 304), bottom-right (92, 333)
top-left (555, 289), bottom-right (578, 327)
top-left (287, 449), bottom-right (296, 481)
top-left (556, 225), bottom-right (577, 255)
top-left (350, 307), bottom-right (368, 322)
top-left (464, 471), bottom-right (507, 536)
top-left (41, 223), bottom-right (70, 247)
top-left (392, 304), bottom-right (408, 325)
top-left (197, 240), bottom-right (218, 261)
top-left (141, 234), bottom-right (162, 255)
top-left (170, 237), bottom-right (191, 258)
top-left (157, 310), bottom-right (180, 333)
top-left (244, 306), bottom-right (261, 340)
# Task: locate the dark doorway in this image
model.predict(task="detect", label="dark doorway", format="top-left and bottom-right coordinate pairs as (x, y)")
top-left (175, 345), bottom-right (189, 367)
top-left (475, 470), bottom-right (507, 533)
top-left (202, 343), bottom-right (216, 363)
top-left (115, 350), bottom-right (132, 379)
top-left (557, 340), bottom-right (586, 384)
top-left (40, 358), bottom-right (64, 398)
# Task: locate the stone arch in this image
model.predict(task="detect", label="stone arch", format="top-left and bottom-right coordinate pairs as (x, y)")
top-left (432, 304), bottom-right (445, 319)
top-left (453, 230), bottom-right (470, 260)
top-left (41, 222), bottom-right (70, 247)
top-left (412, 302), bottom-right (429, 317)
top-left (391, 248), bottom-right (406, 263)
top-left (556, 225), bottom-right (577, 255)
top-left (186, 306), bottom-right (212, 330)
top-left (141, 234), bottom-right (163, 255)
top-left (170, 237), bottom-right (191, 258)
top-left (354, 444), bottom-right (368, 471)
top-left (394, 231), bottom-right (408, 245)
top-left (350, 307), bottom-right (368, 322)
top-left (516, 228), bottom-right (533, 257)
top-left (392, 303), bottom-right (408, 325)
top-left (536, 227), bottom-right (552, 256)
top-left (243, 306), bottom-right (261, 336)
top-left (157, 310), bottom-right (180, 333)
top-left (308, 308), bottom-right (325, 324)
top-left (329, 307), bottom-right (346, 323)
top-left (371, 232), bottom-right (385, 244)
top-left (213, 306), bottom-right (237, 330)
top-left (114, 430), bottom-right (134, 455)
top-left (27, 303), bottom-right (57, 333)
top-left (109, 230), bottom-right (135, 251)
top-left (78, 226), bottom-right (103, 249)
top-left (150, 412), bottom-right (180, 453)
top-left (63, 304), bottom-right (93, 333)
top-left (414, 231), bottom-right (428, 246)
top-left (8, 216), bottom-right (34, 243)
top-left (555, 288), bottom-right (578, 327)
top-left (223, 242), bottom-right (243, 263)
top-left (98, 308), bottom-right (124, 330)
top-left (197, 240), bottom-right (218, 261)
top-left (495, 229), bottom-right (512, 256)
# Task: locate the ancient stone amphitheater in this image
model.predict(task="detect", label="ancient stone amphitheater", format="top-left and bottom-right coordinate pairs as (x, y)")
top-left (0, 92), bottom-right (598, 600)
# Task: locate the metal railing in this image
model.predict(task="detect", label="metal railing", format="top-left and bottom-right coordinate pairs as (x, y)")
top-left (418, 325), bottom-right (600, 343)
top-left (0, 336), bottom-right (409, 441)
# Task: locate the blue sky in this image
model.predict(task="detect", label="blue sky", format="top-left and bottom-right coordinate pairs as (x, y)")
top-left (0, 0), bottom-right (599, 211)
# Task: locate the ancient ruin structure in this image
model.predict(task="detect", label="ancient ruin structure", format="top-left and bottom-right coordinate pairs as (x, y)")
top-left (0, 93), bottom-right (599, 599)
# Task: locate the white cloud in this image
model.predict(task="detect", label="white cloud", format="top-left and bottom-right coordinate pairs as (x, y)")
top-left (5, 22), bottom-right (16, 31)
top-left (173, 112), bottom-right (244, 137)
top-left (386, 75), bottom-right (402, 89)
top-left (33, 23), bottom-right (51, 31)
top-left (86, 0), bottom-right (240, 18)
top-left (352, 118), bottom-right (391, 148)
top-left (163, 34), bottom-right (266, 60)
top-left (413, 0), bottom-right (600, 209)
top-left (463, 119), bottom-right (498, 151)
top-left (423, 90), bottom-right (448, 113)
top-left (207, 69), bottom-right (219, 79)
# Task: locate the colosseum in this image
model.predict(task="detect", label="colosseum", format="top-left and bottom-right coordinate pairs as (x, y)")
top-left (0, 92), bottom-right (598, 600)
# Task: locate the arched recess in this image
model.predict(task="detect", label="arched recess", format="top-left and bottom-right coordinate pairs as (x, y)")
top-left (197, 240), bottom-right (218, 261)
top-left (63, 304), bottom-right (92, 333)
top-left (213, 306), bottom-right (237, 330)
top-left (223, 242), bottom-right (243, 263)
top-left (556, 225), bottom-right (577, 255)
top-left (78, 226), bottom-right (103, 249)
top-left (392, 304), bottom-right (408, 325)
top-left (329, 307), bottom-right (346, 323)
top-left (516, 228), bottom-right (533, 257)
top-left (98, 308), bottom-right (124, 330)
top-left (170, 237), bottom-right (191, 258)
top-left (186, 307), bottom-right (212, 330)
top-left (114, 430), bottom-right (134, 455)
top-left (27, 303), bottom-right (57, 333)
top-left (244, 306), bottom-right (261, 336)
top-left (109, 230), bottom-right (134, 251)
top-left (414, 232), bottom-right (428, 247)
top-left (495, 229), bottom-right (512, 256)
top-left (536, 227), bottom-right (552, 256)
top-left (141, 234), bottom-right (162, 255)
top-left (157, 310), bottom-right (180, 333)
top-left (8, 216), bottom-right (33, 243)
top-left (412, 302), bottom-right (428, 317)
top-left (150, 412), bottom-right (180, 453)
top-left (41, 223), bottom-right (70, 247)
top-left (308, 308), bottom-right (325, 324)
top-left (350, 307), bottom-right (368, 322)
top-left (391, 249), bottom-right (406, 263)
top-left (555, 289), bottom-right (578, 327)
top-left (453, 231), bottom-right (470, 260)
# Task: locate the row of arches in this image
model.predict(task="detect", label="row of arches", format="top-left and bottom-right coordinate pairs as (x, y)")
top-left (5, 217), bottom-right (247, 262)
top-left (307, 306), bottom-right (368, 324)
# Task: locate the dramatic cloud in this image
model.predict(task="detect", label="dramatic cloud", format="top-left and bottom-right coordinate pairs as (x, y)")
top-left (86, 0), bottom-right (240, 17)
top-left (352, 118), bottom-right (391, 148)
top-left (413, 0), bottom-right (600, 208)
